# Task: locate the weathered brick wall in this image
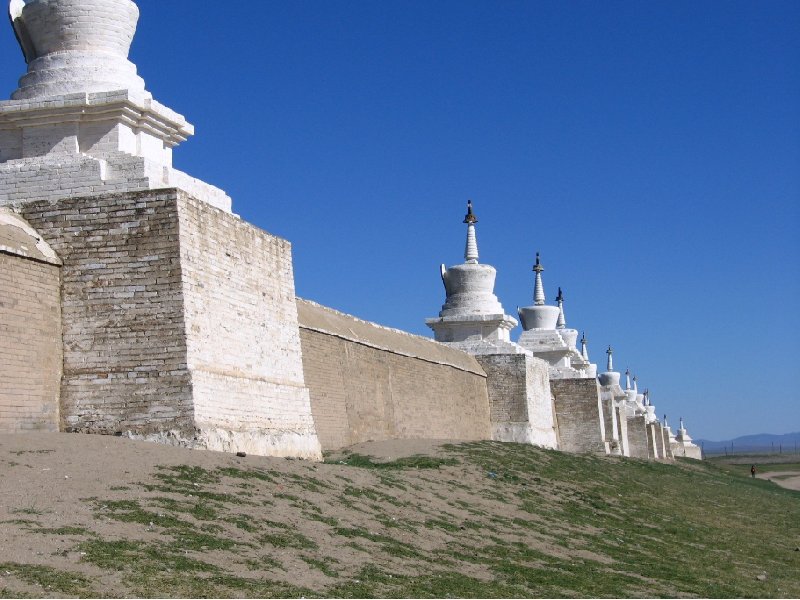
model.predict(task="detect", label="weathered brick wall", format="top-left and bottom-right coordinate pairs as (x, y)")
top-left (177, 194), bottom-right (321, 459)
top-left (0, 253), bottom-right (61, 431)
top-left (646, 423), bottom-right (659, 459)
top-left (615, 405), bottom-right (630, 456)
top-left (653, 423), bottom-right (667, 459)
top-left (20, 189), bottom-right (194, 434)
top-left (550, 378), bottom-right (608, 454)
top-left (626, 416), bottom-right (649, 458)
top-left (601, 397), bottom-right (620, 454)
top-left (661, 428), bottom-right (673, 459)
top-left (297, 299), bottom-right (491, 451)
top-left (474, 353), bottom-right (559, 448)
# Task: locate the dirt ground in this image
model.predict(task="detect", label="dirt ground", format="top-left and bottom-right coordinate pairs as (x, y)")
top-left (0, 433), bottom-right (533, 596)
top-left (757, 470), bottom-right (800, 491)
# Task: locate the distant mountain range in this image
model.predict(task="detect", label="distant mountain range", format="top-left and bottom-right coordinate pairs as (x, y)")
top-left (695, 432), bottom-right (800, 454)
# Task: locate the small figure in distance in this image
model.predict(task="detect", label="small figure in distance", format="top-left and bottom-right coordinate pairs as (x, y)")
top-left (751, 464), bottom-right (757, 479)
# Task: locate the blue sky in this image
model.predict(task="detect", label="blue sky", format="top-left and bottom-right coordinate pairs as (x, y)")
top-left (2, 1), bottom-right (797, 441)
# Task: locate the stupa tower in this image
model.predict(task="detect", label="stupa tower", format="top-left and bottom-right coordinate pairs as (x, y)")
top-left (0, 0), bottom-right (230, 210)
top-left (0, 0), bottom-right (321, 459)
top-left (516, 254), bottom-right (576, 376)
top-left (426, 202), bottom-right (558, 448)
top-left (426, 201), bottom-right (521, 354)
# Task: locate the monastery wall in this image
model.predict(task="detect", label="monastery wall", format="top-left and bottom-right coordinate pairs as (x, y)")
top-left (601, 397), bottom-right (620, 455)
top-left (615, 405), bottom-right (630, 456)
top-left (626, 416), bottom-right (649, 458)
top-left (474, 354), bottom-right (559, 448)
top-left (19, 189), bottom-right (195, 435)
top-left (297, 299), bottom-right (491, 451)
top-left (661, 429), bottom-right (673, 459)
top-left (176, 194), bottom-right (320, 458)
top-left (0, 235), bottom-right (62, 431)
top-left (549, 378), bottom-right (608, 454)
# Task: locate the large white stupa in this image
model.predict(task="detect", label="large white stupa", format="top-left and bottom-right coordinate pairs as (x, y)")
top-left (425, 201), bottom-right (522, 354)
top-left (0, 0), bottom-right (230, 210)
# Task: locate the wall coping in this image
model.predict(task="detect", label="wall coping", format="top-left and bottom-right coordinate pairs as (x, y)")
top-left (296, 298), bottom-right (487, 377)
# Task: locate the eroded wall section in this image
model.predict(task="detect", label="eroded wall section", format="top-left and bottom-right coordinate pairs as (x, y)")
top-left (297, 299), bottom-right (491, 451)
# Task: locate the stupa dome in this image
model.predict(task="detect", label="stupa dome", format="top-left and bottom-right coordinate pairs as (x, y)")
top-left (518, 253), bottom-right (560, 330)
top-left (9, 0), bottom-right (146, 99)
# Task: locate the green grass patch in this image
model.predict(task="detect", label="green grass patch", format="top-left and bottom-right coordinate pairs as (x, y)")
top-left (0, 562), bottom-right (94, 596)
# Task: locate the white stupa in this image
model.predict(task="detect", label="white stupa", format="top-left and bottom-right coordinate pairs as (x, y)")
top-left (516, 254), bottom-right (593, 378)
top-left (0, 0), bottom-right (230, 210)
top-left (425, 201), bottom-right (522, 354)
top-left (672, 417), bottom-right (702, 459)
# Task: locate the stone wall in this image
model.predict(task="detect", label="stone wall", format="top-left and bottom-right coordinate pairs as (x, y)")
top-left (661, 429), bottom-right (674, 459)
top-left (646, 423), bottom-right (658, 459)
top-left (177, 195), bottom-right (320, 459)
top-left (615, 405), bottom-right (630, 457)
top-left (601, 397), bottom-right (621, 455)
top-left (550, 378), bottom-right (608, 454)
top-left (297, 299), bottom-right (491, 451)
top-left (20, 189), bottom-right (195, 435)
top-left (0, 245), bottom-right (61, 432)
top-left (626, 416), bottom-right (649, 458)
top-left (474, 353), bottom-right (559, 448)
top-left (18, 188), bottom-right (321, 458)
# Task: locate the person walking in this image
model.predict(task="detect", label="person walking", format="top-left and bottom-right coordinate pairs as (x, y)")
top-left (751, 465), bottom-right (757, 479)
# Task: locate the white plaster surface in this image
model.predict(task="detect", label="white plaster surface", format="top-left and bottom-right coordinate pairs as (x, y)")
top-left (0, 3), bottom-right (232, 212)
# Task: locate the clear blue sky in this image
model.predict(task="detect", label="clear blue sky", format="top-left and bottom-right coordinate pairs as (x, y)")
top-left (2, 1), bottom-right (797, 441)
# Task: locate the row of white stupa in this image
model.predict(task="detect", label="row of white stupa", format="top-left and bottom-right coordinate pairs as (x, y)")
top-left (425, 201), bottom-right (698, 450)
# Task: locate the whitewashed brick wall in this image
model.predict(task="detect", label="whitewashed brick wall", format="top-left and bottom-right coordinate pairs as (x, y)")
top-left (177, 193), bottom-right (321, 459)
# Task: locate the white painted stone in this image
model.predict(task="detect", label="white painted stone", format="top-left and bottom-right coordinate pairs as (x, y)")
top-left (427, 201), bottom-right (520, 352)
top-left (0, 1), bottom-right (232, 212)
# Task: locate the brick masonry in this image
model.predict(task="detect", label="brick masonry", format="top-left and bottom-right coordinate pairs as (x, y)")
top-left (474, 353), bottom-right (559, 448)
top-left (20, 189), bottom-right (195, 435)
top-left (550, 378), bottom-right (608, 454)
top-left (297, 299), bottom-right (491, 451)
top-left (17, 188), bottom-right (321, 458)
top-left (0, 252), bottom-right (61, 432)
top-left (627, 416), bottom-right (649, 458)
top-left (177, 195), bottom-right (320, 459)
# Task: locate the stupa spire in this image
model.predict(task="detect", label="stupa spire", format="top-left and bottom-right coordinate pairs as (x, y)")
top-left (580, 331), bottom-right (589, 360)
top-left (555, 287), bottom-right (566, 328)
top-left (632, 375), bottom-right (638, 393)
top-left (463, 200), bottom-right (479, 264)
top-left (532, 252), bottom-right (546, 305)
top-left (606, 345), bottom-right (613, 371)
top-left (664, 415), bottom-right (669, 429)
top-left (625, 368), bottom-right (631, 390)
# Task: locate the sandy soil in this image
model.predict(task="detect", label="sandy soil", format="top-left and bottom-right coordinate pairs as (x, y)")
top-left (0, 433), bottom-right (557, 596)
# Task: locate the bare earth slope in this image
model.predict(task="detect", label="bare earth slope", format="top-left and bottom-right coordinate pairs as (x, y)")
top-left (0, 433), bottom-right (798, 598)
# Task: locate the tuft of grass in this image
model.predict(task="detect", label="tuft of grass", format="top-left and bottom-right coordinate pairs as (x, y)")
top-left (337, 453), bottom-right (459, 470)
top-left (300, 555), bottom-right (340, 578)
top-left (259, 530), bottom-right (317, 550)
top-left (0, 562), bottom-right (95, 596)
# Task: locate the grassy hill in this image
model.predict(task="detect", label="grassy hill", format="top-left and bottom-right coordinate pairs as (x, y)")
top-left (0, 433), bottom-right (798, 598)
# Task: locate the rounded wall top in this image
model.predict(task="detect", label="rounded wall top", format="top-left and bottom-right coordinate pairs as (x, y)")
top-left (12, 0), bottom-right (139, 60)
